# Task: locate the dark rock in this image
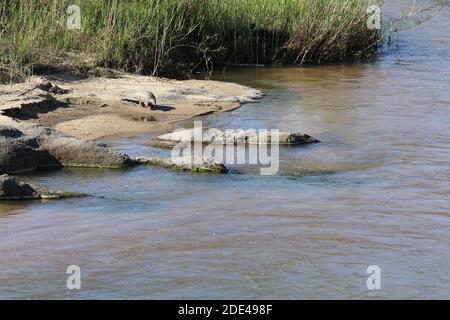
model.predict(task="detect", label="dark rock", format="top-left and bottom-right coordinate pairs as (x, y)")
top-left (0, 174), bottom-right (87, 200)
top-left (283, 133), bottom-right (320, 144)
top-left (0, 174), bottom-right (40, 199)
top-left (0, 127), bottom-right (23, 138)
top-left (0, 123), bottom-right (133, 174)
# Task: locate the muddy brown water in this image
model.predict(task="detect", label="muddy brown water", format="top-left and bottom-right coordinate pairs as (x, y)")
top-left (0, 1), bottom-right (449, 299)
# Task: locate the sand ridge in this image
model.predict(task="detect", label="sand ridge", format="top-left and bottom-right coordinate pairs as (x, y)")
top-left (0, 73), bottom-right (263, 140)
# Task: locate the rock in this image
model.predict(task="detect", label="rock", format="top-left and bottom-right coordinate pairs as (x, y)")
top-left (0, 122), bottom-right (134, 174)
top-left (0, 94), bottom-right (68, 120)
top-left (0, 127), bottom-right (23, 138)
top-left (134, 155), bottom-right (229, 173)
top-left (157, 128), bottom-right (320, 145)
top-left (278, 132), bottom-right (320, 145)
top-left (0, 174), bottom-right (88, 200)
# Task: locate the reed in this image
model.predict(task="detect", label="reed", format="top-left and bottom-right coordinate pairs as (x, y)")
top-left (0, 0), bottom-right (379, 82)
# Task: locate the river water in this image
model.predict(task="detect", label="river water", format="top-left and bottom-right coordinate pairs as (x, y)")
top-left (1, 1), bottom-right (449, 299)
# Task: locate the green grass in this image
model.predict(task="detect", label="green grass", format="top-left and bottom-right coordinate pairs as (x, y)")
top-left (0, 0), bottom-right (379, 82)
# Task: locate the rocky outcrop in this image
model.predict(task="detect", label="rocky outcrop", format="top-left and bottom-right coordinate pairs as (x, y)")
top-left (0, 121), bottom-right (133, 174)
top-left (0, 174), bottom-right (88, 200)
top-left (0, 119), bottom-right (236, 175)
top-left (158, 128), bottom-right (320, 145)
top-left (134, 156), bottom-right (229, 173)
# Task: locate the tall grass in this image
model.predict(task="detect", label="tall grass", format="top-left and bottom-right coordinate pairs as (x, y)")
top-left (0, 0), bottom-right (379, 82)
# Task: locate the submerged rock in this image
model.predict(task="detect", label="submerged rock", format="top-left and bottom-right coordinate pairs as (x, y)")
top-left (0, 122), bottom-right (133, 174)
top-left (0, 174), bottom-right (88, 200)
top-left (134, 156), bottom-right (229, 173)
top-left (157, 128), bottom-right (320, 145)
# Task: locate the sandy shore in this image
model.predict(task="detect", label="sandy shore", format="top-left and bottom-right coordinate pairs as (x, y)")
top-left (0, 73), bottom-right (262, 140)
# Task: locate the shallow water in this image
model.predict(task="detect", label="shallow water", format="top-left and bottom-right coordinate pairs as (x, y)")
top-left (1, 1), bottom-right (450, 299)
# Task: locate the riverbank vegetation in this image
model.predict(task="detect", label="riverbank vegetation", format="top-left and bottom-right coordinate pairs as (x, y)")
top-left (0, 0), bottom-right (380, 82)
